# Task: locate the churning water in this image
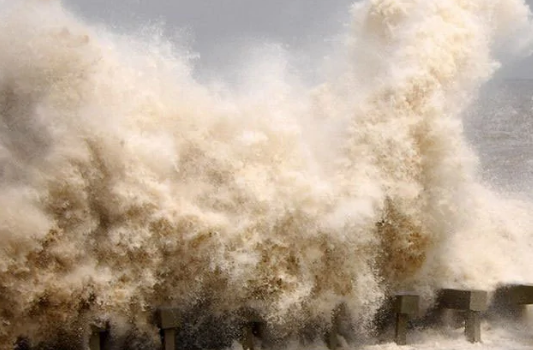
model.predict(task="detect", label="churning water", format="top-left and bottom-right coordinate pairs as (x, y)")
top-left (0, 0), bottom-right (533, 349)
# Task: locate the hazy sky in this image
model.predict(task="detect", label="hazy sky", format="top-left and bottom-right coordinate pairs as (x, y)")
top-left (62, 0), bottom-right (533, 79)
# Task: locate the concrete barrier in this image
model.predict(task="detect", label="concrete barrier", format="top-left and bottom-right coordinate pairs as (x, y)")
top-left (436, 289), bottom-right (488, 343)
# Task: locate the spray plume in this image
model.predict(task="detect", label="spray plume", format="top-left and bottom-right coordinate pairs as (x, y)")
top-left (0, 0), bottom-right (532, 347)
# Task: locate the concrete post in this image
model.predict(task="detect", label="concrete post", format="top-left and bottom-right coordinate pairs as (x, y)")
top-left (465, 310), bottom-right (481, 343)
top-left (493, 284), bottom-right (533, 321)
top-left (241, 323), bottom-right (254, 350)
top-left (240, 319), bottom-right (265, 350)
top-left (324, 304), bottom-right (350, 350)
top-left (324, 329), bottom-right (341, 350)
top-left (237, 309), bottom-right (265, 350)
top-left (88, 325), bottom-right (108, 350)
top-left (394, 313), bottom-right (409, 346)
top-left (162, 329), bottom-right (176, 350)
top-left (88, 333), bottom-right (101, 350)
top-left (436, 289), bottom-right (487, 343)
top-left (393, 294), bottom-right (419, 345)
top-left (156, 308), bottom-right (180, 350)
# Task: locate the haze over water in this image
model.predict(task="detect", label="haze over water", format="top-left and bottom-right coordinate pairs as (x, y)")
top-left (467, 79), bottom-right (533, 198)
top-left (0, 0), bottom-right (533, 349)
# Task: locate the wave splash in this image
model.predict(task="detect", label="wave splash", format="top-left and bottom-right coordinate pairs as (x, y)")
top-left (0, 0), bottom-right (532, 347)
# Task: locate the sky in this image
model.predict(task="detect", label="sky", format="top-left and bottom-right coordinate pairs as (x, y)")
top-left (62, 0), bottom-right (355, 82)
top-left (62, 0), bottom-right (533, 80)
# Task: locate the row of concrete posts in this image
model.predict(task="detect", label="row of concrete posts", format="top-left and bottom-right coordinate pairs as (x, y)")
top-left (83, 284), bottom-right (533, 350)
top-left (393, 284), bottom-right (533, 345)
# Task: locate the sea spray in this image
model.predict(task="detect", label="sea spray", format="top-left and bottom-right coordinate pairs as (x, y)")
top-left (337, 0), bottom-right (533, 291)
top-left (0, 0), bottom-right (532, 348)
